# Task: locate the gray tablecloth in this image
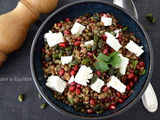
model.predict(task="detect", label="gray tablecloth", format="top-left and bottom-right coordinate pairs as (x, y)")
top-left (0, 0), bottom-right (159, 120)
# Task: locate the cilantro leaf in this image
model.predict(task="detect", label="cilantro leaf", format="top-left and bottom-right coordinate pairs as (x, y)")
top-left (97, 53), bottom-right (110, 62)
top-left (132, 60), bottom-right (138, 70)
top-left (108, 52), bottom-right (121, 67)
top-left (94, 61), bottom-right (109, 73)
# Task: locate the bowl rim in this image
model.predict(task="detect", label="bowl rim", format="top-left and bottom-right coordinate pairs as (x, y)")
top-left (30, 0), bottom-right (154, 119)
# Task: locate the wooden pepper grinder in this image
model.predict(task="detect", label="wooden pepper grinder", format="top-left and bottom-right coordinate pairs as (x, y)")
top-left (0, 0), bottom-right (58, 66)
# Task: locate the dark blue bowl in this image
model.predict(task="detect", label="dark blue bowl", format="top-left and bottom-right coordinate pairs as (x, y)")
top-left (30, 0), bottom-right (153, 119)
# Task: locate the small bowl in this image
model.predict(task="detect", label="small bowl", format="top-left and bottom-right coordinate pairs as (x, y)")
top-left (30, 0), bottom-right (153, 119)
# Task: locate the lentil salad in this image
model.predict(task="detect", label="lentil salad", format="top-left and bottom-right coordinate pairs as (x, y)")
top-left (42, 13), bottom-right (146, 114)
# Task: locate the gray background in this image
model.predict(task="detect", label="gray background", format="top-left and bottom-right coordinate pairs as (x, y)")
top-left (0, 0), bottom-right (160, 120)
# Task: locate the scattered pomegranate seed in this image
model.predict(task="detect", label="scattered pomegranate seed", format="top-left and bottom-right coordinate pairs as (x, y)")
top-left (110, 49), bottom-right (115, 53)
top-left (76, 84), bottom-right (81, 88)
top-left (90, 99), bottom-right (96, 106)
top-left (64, 30), bottom-right (71, 34)
top-left (102, 86), bottom-right (109, 92)
top-left (76, 18), bottom-right (82, 22)
top-left (129, 81), bottom-right (134, 87)
top-left (57, 23), bottom-right (62, 27)
top-left (117, 24), bottom-right (122, 28)
top-left (65, 18), bottom-right (70, 22)
top-left (134, 76), bottom-right (138, 82)
top-left (136, 65), bottom-right (140, 69)
top-left (96, 70), bottom-right (101, 77)
top-left (59, 42), bottom-right (68, 47)
top-left (87, 109), bottom-right (93, 113)
top-left (75, 37), bottom-right (81, 41)
top-left (127, 73), bottom-right (135, 79)
top-left (122, 95), bottom-right (128, 99)
top-left (87, 52), bottom-right (93, 57)
top-left (139, 61), bottom-right (145, 67)
top-left (69, 86), bottom-right (75, 91)
top-left (41, 48), bottom-right (45, 53)
top-left (109, 104), bottom-right (116, 110)
top-left (74, 41), bottom-right (81, 46)
top-left (118, 98), bottom-right (124, 103)
top-left (101, 34), bottom-right (107, 40)
top-left (76, 88), bottom-right (81, 94)
top-left (110, 96), bottom-right (115, 100)
top-left (117, 35), bottom-right (122, 39)
top-left (69, 82), bottom-right (77, 86)
top-left (116, 92), bottom-right (121, 97)
top-left (70, 70), bottom-right (76, 76)
top-left (126, 85), bottom-right (131, 91)
top-left (118, 39), bottom-right (123, 42)
top-left (59, 69), bottom-right (65, 76)
top-left (103, 13), bottom-right (110, 17)
top-left (130, 70), bottom-right (135, 73)
top-left (103, 48), bottom-right (109, 55)
top-left (73, 65), bottom-right (79, 71)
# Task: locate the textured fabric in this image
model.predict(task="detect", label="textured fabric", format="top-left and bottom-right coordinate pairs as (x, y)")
top-left (0, 0), bottom-right (160, 120)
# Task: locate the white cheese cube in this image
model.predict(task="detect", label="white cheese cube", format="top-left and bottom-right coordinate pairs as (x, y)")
top-left (75, 65), bottom-right (93, 86)
top-left (107, 76), bottom-right (126, 93)
top-left (90, 78), bottom-right (104, 93)
top-left (125, 40), bottom-right (144, 57)
top-left (101, 16), bottom-right (112, 26)
top-left (117, 54), bottom-right (129, 75)
top-left (46, 75), bottom-right (67, 93)
top-left (61, 56), bottom-right (73, 65)
top-left (71, 22), bottom-right (86, 35)
top-left (114, 29), bottom-right (122, 38)
top-left (84, 40), bottom-right (94, 46)
top-left (68, 76), bottom-right (75, 84)
top-left (105, 32), bottom-right (122, 51)
top-left (44, 31), bottom-right (64, 47)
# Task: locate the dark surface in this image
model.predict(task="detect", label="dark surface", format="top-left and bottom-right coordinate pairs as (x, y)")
top-left (0, 0), bottom-right (159, 120)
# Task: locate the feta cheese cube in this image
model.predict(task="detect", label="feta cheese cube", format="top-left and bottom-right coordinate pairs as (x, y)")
top-left (44, 31), bottom-right (64, 47)
top-left (114, 29), bottom-right (122, 38)
top-left (75, 65), bottom-right (93, 86)
top-left (71, 22), bottom-right (86, 35)
top-left (101, 16), bottom-right (112, 26)
top-left (117, 54), bottom-right (129, 75)
top-left (68, 76), bottom-right (75, 84)
top-left (125, 40), bottom-right (144, 57)
top-left (84, 40), bottom-right (94, 46)
top-left (61, 56), bottom-right (73, 65)
top-left (107, 76), bottom-right (126, 93)
top-left (46, 75), bottom-right (67, 93)
top-left (90, 78), bottom-right (104, 93)
top-left (105, 32), bottom-right (122, 51)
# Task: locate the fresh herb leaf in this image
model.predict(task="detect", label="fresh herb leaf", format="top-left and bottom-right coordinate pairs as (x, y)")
top-left (146, 13), bottom-right (156, 24)
top-left (97, 52), bottom-right (110, 62)
top-left (108, 52), bottom-right (121, 67)
top-left (94, 34), bottom-right (99, 42)
top-left (95, 61), bottom-right (109, 73)
top-left (141, 69), bottom-right (146, 75)
top-left (91, 74), bottom-right (98, 84)
top-left (122, 26), bottom-right (128, 31)
top-left (132, 60), bottom-right (138, 70)
top-left (69, 59), bottom-right (79, 67)
top-left (67, 98), bottom-right (74, 105)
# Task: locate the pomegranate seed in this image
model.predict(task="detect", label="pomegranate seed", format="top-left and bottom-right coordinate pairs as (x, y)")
top-left (103, 13), bottom-right (110, 17)
top-left (73, 65), bottom-right (79, 71)
top-left (109, 104), bottom-right (116, 110)
top-left (96, 71), bottom-right (101, 77)
top-left (43, 61), bottom-right (48, 67)
top-left (139, 61), bottom-right (145, 67)
top-left (127, 73), bottom-right (135, 79)
top-left (110, 49), bottom-right (115, 53)
top-left (59, 42), bottom-right (68, 47)
top-left (87, 109), bottom-right (93, 113)
top-left (136, 65), bottom-right (140, 69)
top-left (103, 48), bottom-right (109, 55)
top-left (130, 70), bottom-right (135, 73)
top-left (90, 99), bottom-right (96, 106)
top-left (111, 102), bottom-right (116, 105)
top-left (110, 96), bottom-right (115, 100)
top-left (76, 84), bottom-right (81, 88)
top-left (64, 30), bottom-right (70, 34)
top-left (116, 92), bottom-right (121, 97)
top-left (76, 18), bottom-right (82, 21)
top-left (57, 23), bottom-right (62, 27)
top-left (65, 18), bottom-right (70, 22)
top-left (69, 82), bottom-right (77, 86)
top-left (74, 41), bottom-right (81, 46)
top-left (129, 81), bottom-right (134, 87)
top-left (75, 37), bottom-right (81, 41)
top-left (104, 98), bottom-right (109, 102)
top-left (126, 85), bottom-right (131, 91)
top-left (101, 34), bottom-right (107, 40)
top-left (59, 69), bottom-right (65, 76)
top-left (87, 52), bottom-right (93, 57)
top-left (69, 86), bottom-right (75, 91)
top-left (117, 24), bottom-right (122, 28)
top-left (118, 98), bottom-right (124, 103)
top-left (122, 95), bottom-right (128, 100)
top-left (42, 48), bottom-right (45, 53)
top-left (117, 35), bottom-right (122, 39)
top-left (118, 39), bottom-right (123, 42)
top-left (70, 70), bottom-right (76, 76)
top-left (134, 76), bottom-right (138, 82)
top-left (102, 86), bottom-right (109, 92)
top-left (76, 88), bottom-right (81, 94)
top-left (111, 88), bottom-right (116, 92)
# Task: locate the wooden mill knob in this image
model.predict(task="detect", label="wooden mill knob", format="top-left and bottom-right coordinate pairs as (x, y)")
top-left (0, 0), bottom-right (58, 66)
